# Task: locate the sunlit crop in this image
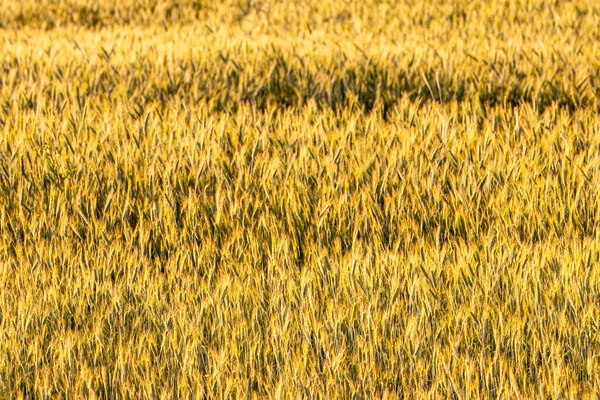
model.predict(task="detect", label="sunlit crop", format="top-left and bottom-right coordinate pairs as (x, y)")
top-left (1, 0), bottom-right (600, 398)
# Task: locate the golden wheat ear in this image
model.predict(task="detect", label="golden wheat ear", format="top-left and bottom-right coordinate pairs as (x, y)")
top-left (1, 0), bottom-right (599, 398)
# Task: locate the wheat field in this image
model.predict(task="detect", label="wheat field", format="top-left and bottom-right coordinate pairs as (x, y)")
top-left (1, 0), bottom-right (600, 398)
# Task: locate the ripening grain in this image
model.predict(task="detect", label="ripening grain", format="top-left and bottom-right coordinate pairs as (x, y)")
top-left (1, 0), bottom-right (600, 398)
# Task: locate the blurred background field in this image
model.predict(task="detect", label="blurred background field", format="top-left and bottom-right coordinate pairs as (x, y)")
top-left (1, 0), bottom-right (600, 398)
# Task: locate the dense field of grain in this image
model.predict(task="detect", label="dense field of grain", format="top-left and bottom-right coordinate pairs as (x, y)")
top-left (1, 0), bottom-right (600, 398)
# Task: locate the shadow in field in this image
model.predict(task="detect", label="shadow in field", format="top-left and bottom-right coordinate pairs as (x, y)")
top-left (17, 50), bottom-right (597, 118)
